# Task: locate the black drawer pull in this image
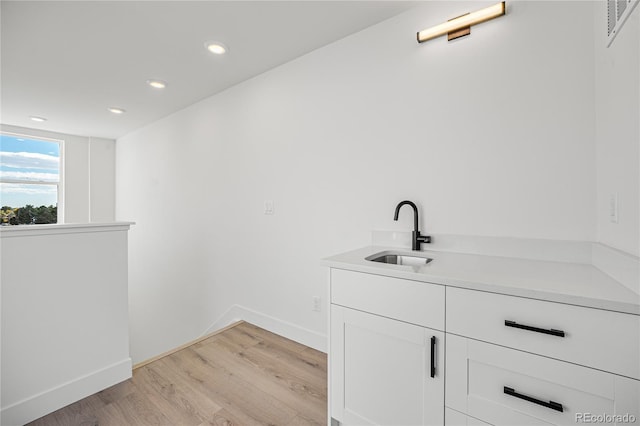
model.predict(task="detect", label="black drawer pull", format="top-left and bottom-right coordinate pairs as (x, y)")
top-left (504, 386), bottom-right (564, 412)
top-left (430, 336), bottom-right (436, 378)
top-left (504, 320), bottom-right (565, 337)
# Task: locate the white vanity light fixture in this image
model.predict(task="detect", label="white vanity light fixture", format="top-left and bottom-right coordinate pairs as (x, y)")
top-left (417, 2), bottom-right (506, 43)
top-left (29, 116), bottom-right (47, 122)
top-left (205, 41), bottom-right (227, 55)
top-left (107, 107), bottom-right (126, 114)
top-left (147, 79), bottom-right (167, 89)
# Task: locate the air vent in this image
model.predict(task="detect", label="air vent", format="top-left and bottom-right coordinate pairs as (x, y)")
top-left (617, 0), bottom-right (628, 18)
top-left (607, 1), bottom-right (616, 35)
top-left (607, 0), bottom-right (639, 46)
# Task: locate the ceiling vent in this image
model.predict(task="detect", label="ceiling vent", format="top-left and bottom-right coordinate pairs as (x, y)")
top-left (607, 0), bottom-right (639, 46)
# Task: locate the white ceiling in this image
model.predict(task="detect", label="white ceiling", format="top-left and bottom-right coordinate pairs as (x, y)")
top-left (1, 1), bottom-right (415, 140)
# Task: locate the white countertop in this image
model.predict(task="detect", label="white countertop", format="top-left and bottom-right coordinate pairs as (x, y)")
top-left (323, 246), bottom-right (640, 316)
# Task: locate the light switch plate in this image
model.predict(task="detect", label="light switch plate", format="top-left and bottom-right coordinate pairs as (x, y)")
top-left (264, 200), bottom-right (274, 215)
top-left (609, 193), bottom-right (619, 223)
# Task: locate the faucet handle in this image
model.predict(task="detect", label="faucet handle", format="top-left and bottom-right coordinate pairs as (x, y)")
top-left (412, 231), bottom-right (431, 251)
top-left (419, 235), bottom-right (431, 244)
top-left (417, 233), bottom-right (431, 244)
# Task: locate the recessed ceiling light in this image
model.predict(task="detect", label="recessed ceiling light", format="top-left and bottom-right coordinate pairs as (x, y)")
top-left (108, 107), bottom-right (126, 114)
top-left (147, 79), bottom-right (167, 89)
top-left (30, 116), bottom-right (47, 122)
top-left (205, 41), bottom-right (227, 55)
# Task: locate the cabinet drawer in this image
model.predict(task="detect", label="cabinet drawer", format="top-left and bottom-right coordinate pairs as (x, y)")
top-left (331, 268), bottom-right (444, 330)
top-left (447, 287), bottom-right (640, 379)
top-left (446, 334), bottom-right (640, 426)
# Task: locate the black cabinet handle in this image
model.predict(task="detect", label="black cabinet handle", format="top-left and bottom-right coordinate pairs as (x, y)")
top-left (504, 320), bottom-right (565, 337)
top-left (430, 336), bottom-right (436, 378)
top-left (504, 386), bottom-right (564, 412)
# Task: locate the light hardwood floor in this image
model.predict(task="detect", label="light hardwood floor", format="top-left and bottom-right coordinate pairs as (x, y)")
top-left (28, 322), bottom-right (327, 426)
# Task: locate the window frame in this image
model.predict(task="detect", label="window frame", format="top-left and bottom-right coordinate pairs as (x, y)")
top-left (0, 131), bottom-right (64, 224)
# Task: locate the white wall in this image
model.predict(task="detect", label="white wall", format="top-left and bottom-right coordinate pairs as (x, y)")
top-left (0, 124), bottom-right (116, 223)
top-left (594, 5), bottom-right (639, 256)
top-left (1, 224), bottom-right (132, 425)
top-left (89, 137), bottom-right (117, 223)
top-left (116, 1), bottom-right (599, 363)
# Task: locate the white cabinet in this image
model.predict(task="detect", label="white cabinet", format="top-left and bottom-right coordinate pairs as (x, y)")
top-left (328, 264), bottom-right (640, 426)
top-left (446, 285), bottom-right (640, 426)
top-left (331, 305), bottom-right (444, 425)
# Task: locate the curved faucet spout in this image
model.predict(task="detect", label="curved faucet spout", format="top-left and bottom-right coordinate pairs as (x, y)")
top-left (393, 200), bottom-right (419, 232)
top-left (393, 200), bottom-right (431, 251)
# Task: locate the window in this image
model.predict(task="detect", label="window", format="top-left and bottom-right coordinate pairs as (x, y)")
top-left (0, 133), bottom-right (62, 225)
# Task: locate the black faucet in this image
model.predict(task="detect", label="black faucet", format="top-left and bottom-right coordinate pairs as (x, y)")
top-left (394, 200), bottom-right (431, 251)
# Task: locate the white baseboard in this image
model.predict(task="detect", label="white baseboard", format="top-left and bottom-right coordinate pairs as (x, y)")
top-left (1, 358), bottom-right (132, 426)
top-left (203, 305), bottom-right (327, 353)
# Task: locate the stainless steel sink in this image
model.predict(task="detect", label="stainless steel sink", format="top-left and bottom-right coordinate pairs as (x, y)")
top-left (366, 251), bottom-right (433, 266)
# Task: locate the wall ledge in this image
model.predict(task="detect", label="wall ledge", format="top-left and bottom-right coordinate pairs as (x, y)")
top-left (0, 222), bottom-right (134, 238)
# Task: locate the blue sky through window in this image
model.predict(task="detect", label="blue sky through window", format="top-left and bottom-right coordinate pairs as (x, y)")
top-left (0, 134), bottom-right (60, 207)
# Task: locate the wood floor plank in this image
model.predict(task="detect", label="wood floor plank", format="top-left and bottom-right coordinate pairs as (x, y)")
top-left (150, 357), bottom-right (225, 419)
top-left (195, 339), bottom-right (326, 422)
top-left (163, 346), bottom-right (299, 425)
top-left (28, 391), bottom-right (105, 426)
top-left (131, 365), bottom-right (207, 426)
top-left (200, 335), bottom-right (325, 408)
top-left (300, 347), bottom-right (329, 373)
top-left (95, 391), bottom-right (173, 426)
top-left (234, 322), bottom-right (309, 354)
top-left (96, 379), bottom-right (137, 406)
top-left (251, 337), bottom-right (327, 385)
top-left (197, 407), bottom-right (256, 426)
top-left (193, 322), bottom-right (262, 351)
top-left (26, 322), bottom-right (327, 426)
top-left (286, 414), bottom-right (325, 426)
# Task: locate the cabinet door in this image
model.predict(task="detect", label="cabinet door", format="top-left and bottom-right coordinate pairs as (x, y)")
top-left (331, 305), bottom-right (444, 425)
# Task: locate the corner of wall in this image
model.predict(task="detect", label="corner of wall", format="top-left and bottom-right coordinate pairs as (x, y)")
top-left (204, 305), bottom-right (327, 354)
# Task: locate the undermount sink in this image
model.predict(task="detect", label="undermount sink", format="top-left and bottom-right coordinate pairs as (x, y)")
top-left (366, 251), bottom-right (433, 266)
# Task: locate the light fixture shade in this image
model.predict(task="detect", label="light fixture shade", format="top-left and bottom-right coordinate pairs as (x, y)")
top-left (417, 2), bottom-right (506, 43)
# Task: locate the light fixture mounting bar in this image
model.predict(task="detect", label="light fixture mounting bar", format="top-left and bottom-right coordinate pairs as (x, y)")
top-left (447, 13), bottom-right (471, 41)
top-left (417, 2), bottom-right (506, 43)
